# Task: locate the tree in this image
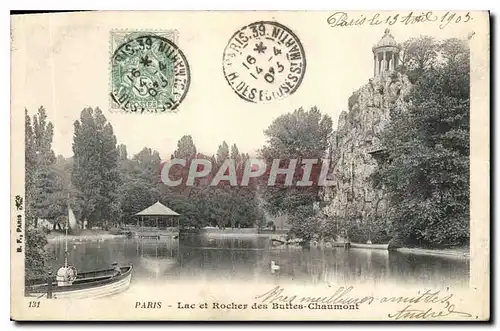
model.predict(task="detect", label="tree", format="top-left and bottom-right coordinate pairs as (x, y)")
top-left (373, 39), bottom-right (470, 247)
top-left (216, 141), bottom-right (229, 166)
top-left (440, 38), bottom-right (470, 65)
top-left (173, 135), bottom-right (197, 160)
top-left (132, 147), bottom-right (162, 185)
top-left (25, 106), bottom-right (63, 282)
top-left (25, 109), bottom-right (36, 225)
top-left (118, 147), bottom-right (164, 223)
top-left (72, 108), bottom-right (121, 228)
top-left (230, 143), bottom-right (241, 164)
top-left (288, 205), bottom-right (320, 243)
top-left (119, 179), bottom-right (160, 224)
top-left (258, 106), bottom-right (333, 243)
top-left (260, 106), bottom-right (333, 215)
top-left (398, 36), bottom-right (439, 83)
top-left (117, 144), bottom-right (128, 161)
top-left (31, 162), bottom-right (65, 221)
top-left (25, 107), bottom-right (65, 227)
top-left (241, 152), bottom-right (250, 165)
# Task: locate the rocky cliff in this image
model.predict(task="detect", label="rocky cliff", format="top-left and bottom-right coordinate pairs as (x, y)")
top-left (320, 71), bottom-right (411, 236)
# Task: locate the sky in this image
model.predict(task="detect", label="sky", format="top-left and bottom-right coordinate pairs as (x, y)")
top-left (12, 11), bottom-right (479, 160)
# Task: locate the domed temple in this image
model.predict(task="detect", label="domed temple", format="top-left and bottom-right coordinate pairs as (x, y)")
top-left (373, 29), bottom-right (401, 76)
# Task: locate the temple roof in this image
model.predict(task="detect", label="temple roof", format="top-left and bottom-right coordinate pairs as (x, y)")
top-left (135, 201), bottom-right (180, 216)
top-left (373, 29), bottom-right (399, 51)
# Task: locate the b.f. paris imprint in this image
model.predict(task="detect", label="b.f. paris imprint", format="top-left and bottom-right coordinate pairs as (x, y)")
top-left (222, 21), bottom-right (306, 103)
top-left (110, 32), bottom-right (190, 113)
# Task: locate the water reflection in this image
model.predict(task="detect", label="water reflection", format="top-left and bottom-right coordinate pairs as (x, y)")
top-left (48, 236), bottom-right (469, 287)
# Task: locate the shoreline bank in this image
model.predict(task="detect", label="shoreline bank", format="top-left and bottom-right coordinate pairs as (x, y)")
top-left (45, 231), bottom-right (469, 259)
top-left (203, 232), bottom-right (280, 238)
top-left (393, 247), bottom-right (470, 259)
top-left (47, 232), bottom-right (126, 242)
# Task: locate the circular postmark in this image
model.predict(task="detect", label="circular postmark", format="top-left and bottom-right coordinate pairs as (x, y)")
top-left (222, 21), bottom-right (306, 103)
top-left (111, 34), bottom-right (190, 113)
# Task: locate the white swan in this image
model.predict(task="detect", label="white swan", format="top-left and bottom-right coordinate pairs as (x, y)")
top-left (271, 260), bottom-right (280, 273)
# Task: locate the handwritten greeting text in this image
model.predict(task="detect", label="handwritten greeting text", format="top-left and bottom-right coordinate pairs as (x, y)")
top-left (254, 286), bottom-right (473, 320)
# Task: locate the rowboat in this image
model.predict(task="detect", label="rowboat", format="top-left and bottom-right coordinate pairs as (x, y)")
top-left (332, 241), bottom-right (350, 247)
top-left (26, 198), bottom-right (133, 299)
top-left (26, 265), bottom-right (133, 299)
top-left (350, 242), bottom-right (389, 250)
top-left (270, 238), bottom-right (286, 246)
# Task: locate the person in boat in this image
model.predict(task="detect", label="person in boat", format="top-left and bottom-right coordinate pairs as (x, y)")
top-left (56, 266), bottom-right (77, 286)
top-left (112, 262), bottom-right (122, 276)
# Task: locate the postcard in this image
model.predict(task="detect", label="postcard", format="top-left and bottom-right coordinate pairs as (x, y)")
top-left (10, 10), bottom-right (490, 321)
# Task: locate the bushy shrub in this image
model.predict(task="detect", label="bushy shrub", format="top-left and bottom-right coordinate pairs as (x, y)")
top-left (25, 227), bottom-right (50, 283)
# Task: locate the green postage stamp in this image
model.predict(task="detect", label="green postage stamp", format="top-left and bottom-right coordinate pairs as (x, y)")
top-left (109, 30), bottom-right (190, 113)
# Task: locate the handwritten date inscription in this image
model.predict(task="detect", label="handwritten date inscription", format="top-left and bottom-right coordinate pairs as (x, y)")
top-left (327, 11), bottom-right (473, 30)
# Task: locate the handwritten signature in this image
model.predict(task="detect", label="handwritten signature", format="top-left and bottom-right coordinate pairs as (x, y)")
top-left (327, 11), bottom-right (473, 30)
top-left (389, 304), bottom-right (472, 320)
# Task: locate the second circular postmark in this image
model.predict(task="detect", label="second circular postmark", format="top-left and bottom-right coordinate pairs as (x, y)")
top-left (222, 21), bottom-right (306, 103)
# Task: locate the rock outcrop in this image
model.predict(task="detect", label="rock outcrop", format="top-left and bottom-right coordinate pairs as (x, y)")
top-left (320, 71), bottom-right (411, 227)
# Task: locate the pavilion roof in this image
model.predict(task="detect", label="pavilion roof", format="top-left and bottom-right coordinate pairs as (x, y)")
top-left (135, 201), bottom-right (180, 217)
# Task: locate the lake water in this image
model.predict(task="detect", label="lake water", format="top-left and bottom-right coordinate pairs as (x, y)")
top-left (48, 236), bottom-right (469, 287)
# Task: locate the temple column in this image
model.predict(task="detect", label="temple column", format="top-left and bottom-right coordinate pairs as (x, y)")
top-left (391, 52), bottom-right (395, 70)
top-left (382, 52), bottom-right (386, 73)
top-left (374, 55), bottom-right (377, 76)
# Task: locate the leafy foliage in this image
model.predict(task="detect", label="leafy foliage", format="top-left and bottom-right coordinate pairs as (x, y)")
top-left (259, 106), bottom-right (333, 241)
top-left (25, 107), bottom-right (61, 280)
top-left (71, 108), bottom-right (121, 228)
top-left (173, 135), bottom-right (197, 160)
top-left (216, 141), bottom-right (230, 166)
top-left (113, 135), bottom-right (264, 229)
top-left (288, 205), bottom-right (320, 243)
top-left (25, 107), bottom-right (65, 225)
top-left (230, 144), bottom-right (241, 164)
top-left (345, 215), bottom-right (391, 244)
top-left (119, 180), bottom-right (160, 224)
top-left (373, 37), bottom-right (470, 247)
top-left (25, 227), bottom-right (51, 282)
top-left (398, 36), bottom-right (439, 83)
